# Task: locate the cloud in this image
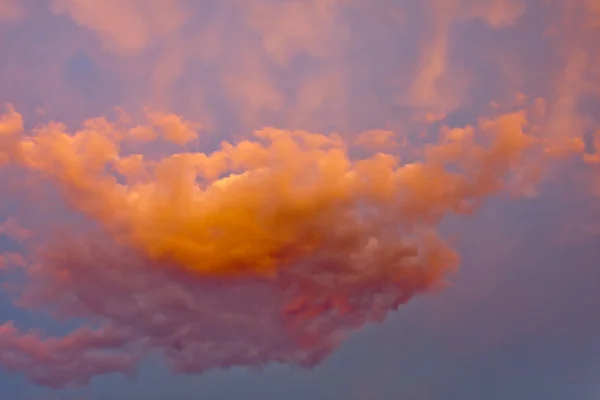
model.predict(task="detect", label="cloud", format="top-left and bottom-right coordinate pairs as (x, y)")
top-left (0, 217), bottom-right (31, 241)
top-left (1, 229), bottom-right (446, 388)
top-left (0, 102), bottom-right (538, 387)
top-left (1, 0), bottom-right (600, 394)
top-left (50, 0), bottom-right (188, 55)
top-left (0, 0), bottom-right (26, 21)
top-left (244, 0), bottom-right (341, 65)
top-left (354, 130), bottom-right (402, 150)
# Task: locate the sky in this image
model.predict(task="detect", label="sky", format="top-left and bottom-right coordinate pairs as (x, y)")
top-left (1, 0), bottom-right (600, 399)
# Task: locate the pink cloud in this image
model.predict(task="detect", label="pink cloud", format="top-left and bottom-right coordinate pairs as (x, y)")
top-left (1, 0), bottom-right (600, 393)
top-left (0, 102), bottom-right (539, 387)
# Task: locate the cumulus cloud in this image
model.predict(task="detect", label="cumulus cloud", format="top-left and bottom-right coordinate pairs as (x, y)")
top-left (0, 102), bottom-right (538, 387)
top-left (1, 0), bottom-right (600, 393)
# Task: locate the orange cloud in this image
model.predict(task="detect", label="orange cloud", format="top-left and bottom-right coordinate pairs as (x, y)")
top-left (1, 105), bottom-right (537, 276)
top-left (354, 130), bottom-right (402, 150)
top-left (0, 101), bottom-right (540, 387)
top-left (2, 0), bottom-right (600, 392)
top-left (145, 111), bottom-right (201, 145)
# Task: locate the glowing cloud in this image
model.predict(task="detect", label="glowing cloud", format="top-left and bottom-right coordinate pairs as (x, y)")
top-left (1, 0), bottom-right (600, 392)
top-left (0, 103), bottom-right (536, 387)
